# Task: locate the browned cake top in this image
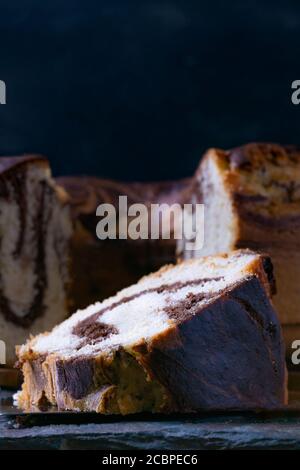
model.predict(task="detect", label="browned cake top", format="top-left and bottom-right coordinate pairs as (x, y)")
top-left (56, 176), bottom-right (191, 217)
top-left (203, 143), bottom-right (300, 225)
top-left (228, 143), bottom-right (300, 171)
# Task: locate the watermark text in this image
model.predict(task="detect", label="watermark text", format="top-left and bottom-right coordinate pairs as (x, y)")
top-left (0, 80), bottom-right (6, 104)
top-left (96, 196), bottom-right (204, 251)
top-left (0, 340), bottom-right (6, 365)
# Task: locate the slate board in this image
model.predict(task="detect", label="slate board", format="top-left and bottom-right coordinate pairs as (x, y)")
top-left (1, 374), bottom-right (300, 450)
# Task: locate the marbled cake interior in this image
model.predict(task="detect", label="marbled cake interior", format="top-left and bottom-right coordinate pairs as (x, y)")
top-left (18, 250), bottom-right (270, 360)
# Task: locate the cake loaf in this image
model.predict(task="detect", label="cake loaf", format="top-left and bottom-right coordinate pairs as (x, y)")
top-left (15, 250), bottom-right (286, 414)
top-left (178, 143), bottom-right (300, 354)
top-left (0, 155), bottom-right (72, 367)
top-left (57, 176), bottom-right (190, 309)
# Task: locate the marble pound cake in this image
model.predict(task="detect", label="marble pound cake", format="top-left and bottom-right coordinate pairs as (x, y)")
top-left (57, 176), bottom-right (190, 310)
top-left (178, 143), bottom-right (300, 356)
top-left (15, 250), bottom-right (286, 414)
top-left (0, 155), bottom-right (72, 367)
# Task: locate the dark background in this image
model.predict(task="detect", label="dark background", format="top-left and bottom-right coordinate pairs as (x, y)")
top-left (0, 0), bottom-right (300, 180)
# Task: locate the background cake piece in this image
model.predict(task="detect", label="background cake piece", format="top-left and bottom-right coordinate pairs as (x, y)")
top-left (16, 250), bottom-right (286, 414)
top-left (0, 159), bottom-right (189, 375)
top-left (0, 155), bottom-right (73, 367)
top-left (178, 143), bottom-right (300, 355)
top-left (57, 176), bottom-right (190, 310)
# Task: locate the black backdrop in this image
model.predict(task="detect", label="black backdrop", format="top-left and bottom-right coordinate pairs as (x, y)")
top-left (0, 0), bottom-right (300, 180)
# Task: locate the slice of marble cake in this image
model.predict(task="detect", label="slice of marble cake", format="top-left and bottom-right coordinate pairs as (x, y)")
top-left (15, 250), bottom-right (286, 414)
top-left (0, 155), bottom-right (72, 367)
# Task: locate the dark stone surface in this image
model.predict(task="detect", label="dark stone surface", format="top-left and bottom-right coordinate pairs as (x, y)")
top-left (2, 389), bottom-right (300, 449)
top-left (2, 413), bottom-right (300, 450)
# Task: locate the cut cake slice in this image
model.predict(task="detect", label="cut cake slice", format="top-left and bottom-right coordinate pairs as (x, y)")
top-left (178, 143), bottom-right (300, 355)
top-left (0, 155), bottom-right (72, 367)
top-left (15, 250), bottom-right (286, 414)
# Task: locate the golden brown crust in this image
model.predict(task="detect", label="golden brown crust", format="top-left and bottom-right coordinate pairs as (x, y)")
top-left (0, 154), bottom-right (49, 174)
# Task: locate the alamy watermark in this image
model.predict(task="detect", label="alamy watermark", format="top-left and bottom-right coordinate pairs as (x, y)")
top-left (96, 196), bottom-right (204, 251)
top-left (291, 340), bottom-right (300, 365)
top-left (0, 80), bottom-right (6, 104)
